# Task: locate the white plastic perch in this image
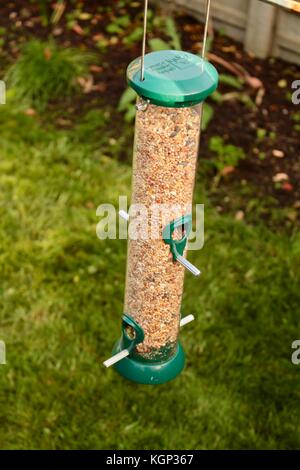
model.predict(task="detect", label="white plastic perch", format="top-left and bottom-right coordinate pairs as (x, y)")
top-left (175, 254), bottom-right (201, 277)
top-left (119, 210), bottom-right (130, 221)
top-left (103, 314), bottom-right (195, 368)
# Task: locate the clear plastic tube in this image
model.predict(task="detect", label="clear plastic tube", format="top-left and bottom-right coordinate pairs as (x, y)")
top-left (124, 99), bottom-right (201, 361)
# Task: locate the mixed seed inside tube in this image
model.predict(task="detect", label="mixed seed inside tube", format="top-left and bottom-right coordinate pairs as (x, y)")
top-left (124, 100), bottom-right (201, 360)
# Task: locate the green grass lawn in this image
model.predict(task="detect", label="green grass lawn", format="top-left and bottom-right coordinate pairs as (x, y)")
top-left (0, 100), bottom-right (299, 450)
top-left (0, 78), bottom-right (300, 449)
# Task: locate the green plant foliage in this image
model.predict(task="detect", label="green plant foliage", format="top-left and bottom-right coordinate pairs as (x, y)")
top-left (219, 73), bottom-right (244, 90)
top-left (256, 128), bottom-right (267, 140)
top-left (151, 16), bottom-right (182, 51)
top-left (106, 15), bottom-right (130, 35)
top-left (201, 103), bottom-right (214, 131)
top-left (204, 36), bottom-right (214, 55)
top-left (123, 26), bottom-right (144, 46)
top-left (5, 39), bottom-right (93, 111)
top-left (164, 17), bottom-right (182, 51)
top-left (208, 136), bottom-right (245, 171)
top-left (148, 38), bottom-right (171, 52)
top-left (118, 87), bottom-right (137, 122)
top-left (292, 112), bottom-right (300, 122)
top-left (30, 0), bottom-right (51, 26)
top-left (210, 90), bottom-right (223, 103)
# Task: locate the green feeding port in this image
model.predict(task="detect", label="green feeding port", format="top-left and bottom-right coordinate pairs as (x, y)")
top-left (162, 214), bottom-right (193, 261)
top-left (111, 314), bottom-right (185, 385)
top-left (127, 50), bottom-right (218, 108)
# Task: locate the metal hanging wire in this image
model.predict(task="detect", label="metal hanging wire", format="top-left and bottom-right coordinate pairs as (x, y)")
top-left (140, 0), bottom-right (149, 81)
top-left (198, 0), bottom-right (213, 141)
top-left (202, 0), bottom-right (212, 59)
top-left (139, 0), bottom-right (212, 76)
top-left (138, 0), bottom-right (213, 138)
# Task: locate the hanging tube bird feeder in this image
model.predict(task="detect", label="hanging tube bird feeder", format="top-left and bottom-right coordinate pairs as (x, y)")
top-left (104, 0), bottom-right (218, 384)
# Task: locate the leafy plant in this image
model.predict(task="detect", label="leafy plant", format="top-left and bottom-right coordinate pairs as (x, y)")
top-left (148, 38), bottom-right (170, 52)
top-left (118, 87), bottom-right (137, 122)
top-left (292, 112), bottom-right (300, 131)
top-left (51, 0), bottom-right (66, 26)
top-left (210, 90), bottom-right (223, 104)
top-left (204, 36), bottom-right (214, 55)
top-left (6, 39), bottom-right (93, 111)
top-left (164, 17), bottom-right (182, 50)
top-left (256, 128), bottom-right (277, 142)
top-left (123, 26), bottom-right (144, 46)
top-left (151, 16), bottom-right (182, 51)
top-left (65, 3), bottom-right (91, 30)
top-left (30, 0), bottom-right (51, 26)
top-left (256, 128), bottom-right (267, 140)
top-left (219, 73), bottom-right (244, 90)
top-left (201, 103), bottom-right (214, 131)
top-left (208, 136), bottom-right (245, 172)
top-left (95, 37), bottom-right (110, 52)
top-left (106, 15), bottom-right (130, 35)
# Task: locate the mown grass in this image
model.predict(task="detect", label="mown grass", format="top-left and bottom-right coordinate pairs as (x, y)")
top-left (0, 80), bottom-right (300, 449)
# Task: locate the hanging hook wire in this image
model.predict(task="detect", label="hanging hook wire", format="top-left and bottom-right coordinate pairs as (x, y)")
top-left (140, 0), bottom-right (149, 81)
top-left (140, 0), bottom-right (210, 78)
top-left (198, 0), bottom-right (212, 146)
top-left (202, 0), bottom-right (211, 59)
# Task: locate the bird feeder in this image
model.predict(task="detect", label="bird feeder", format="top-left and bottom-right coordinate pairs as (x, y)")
top-left (104, 0), bottom-right (218, 384)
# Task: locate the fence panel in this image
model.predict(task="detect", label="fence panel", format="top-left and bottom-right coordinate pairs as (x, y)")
top-left (168, 0), bottom-right (300, 64)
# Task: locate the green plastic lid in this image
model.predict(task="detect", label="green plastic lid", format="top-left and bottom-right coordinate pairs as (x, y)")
top-left (127, 50), bottom-right (218, 108)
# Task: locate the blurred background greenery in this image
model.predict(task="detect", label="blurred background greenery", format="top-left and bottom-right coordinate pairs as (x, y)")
top-left (0, 0), bottom-right (299, 450)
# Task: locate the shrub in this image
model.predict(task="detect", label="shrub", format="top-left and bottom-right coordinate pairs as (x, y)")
top-left (6, 39), bottom-right (93, 111)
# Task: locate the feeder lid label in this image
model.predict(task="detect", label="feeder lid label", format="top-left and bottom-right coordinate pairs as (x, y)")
top-left (127, 50), bottom-right (218, 107)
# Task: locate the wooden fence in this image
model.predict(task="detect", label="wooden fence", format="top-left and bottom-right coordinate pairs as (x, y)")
top-left (167, 0), bottom-right (300, 65)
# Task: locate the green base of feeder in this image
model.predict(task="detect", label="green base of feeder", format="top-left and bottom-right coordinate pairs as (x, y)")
top-left (112, 342), bottom-right (185, 385)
